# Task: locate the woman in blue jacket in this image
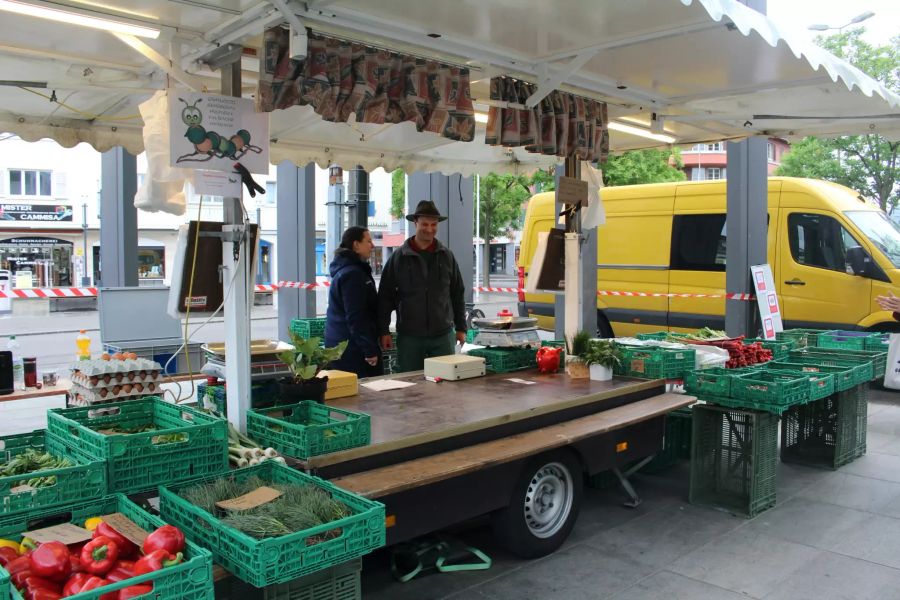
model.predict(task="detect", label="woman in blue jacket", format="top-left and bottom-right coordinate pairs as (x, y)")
top-left (325, 227), bottom-right (383, 377)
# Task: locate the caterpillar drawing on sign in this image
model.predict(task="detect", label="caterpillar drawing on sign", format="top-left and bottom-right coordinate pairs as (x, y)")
top-left (175, 98), bottom-right (263, 164)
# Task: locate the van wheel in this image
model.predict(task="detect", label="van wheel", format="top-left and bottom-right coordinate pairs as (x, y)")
top-left (492, 451), bottom-right (583, 558)
top-left (597, 313), bottom-right (614, 338)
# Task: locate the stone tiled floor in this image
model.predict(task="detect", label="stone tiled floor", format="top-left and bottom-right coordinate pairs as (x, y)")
top-left (362, 388), bottom-right (900, 600)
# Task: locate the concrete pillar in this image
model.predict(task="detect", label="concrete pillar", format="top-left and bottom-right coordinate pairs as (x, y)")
top-left (99, 148), bottom-right (138, 287)
top-left (277, 161), bottom-right (317, 338)
top-left (407, 172), bottom-right (474, 303)
top-left (725, 137), bottom-right (768, 337)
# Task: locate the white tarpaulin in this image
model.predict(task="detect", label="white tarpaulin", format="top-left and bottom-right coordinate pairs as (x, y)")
top-left (0, 0), bottom-right (896, 175)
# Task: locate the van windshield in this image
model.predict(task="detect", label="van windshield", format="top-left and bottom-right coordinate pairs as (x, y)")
top-left (845, 211), bottom-right (900, 268)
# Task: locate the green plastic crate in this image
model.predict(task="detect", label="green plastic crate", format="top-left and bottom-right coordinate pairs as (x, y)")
top-left (0, 430), bottom-right (106, 517)
top-left (246, 401), bottom-right (371, 459)
top-left (640, 407), bottom-right (693, 473)
top-left (46, 397), bottom-right (229, 495)
top-left (290, 318), bottom-right (327, 340)
top-left (768, 370), bottom-right (834, 401)
top-left (635, 331), bottom-right (689, 341)
top-left (793, 348), bottom-right (886, 379)
top-left (701, 395), bottom-right (795, 416)
top-left (788, 351), bottom-right (878, 382)
top-left (614, 345), bottom-right (696, 380)
top-left (817, 330), bottom-right (879, 351)
top-left (226, 559), bottom-right (361, 600)
top-left (159, 461), bottom-right (385, 588)
top-left (198, 381), bottom-right (282, 415)
top-left (0, 494), bottom-right (214, 600)
top-left (466, 346), bottom-right (537, 373)
top-left (765, 360), bottom-right (858, 392)
top-left (776, 328), bottom-right (826, 349)
top-left (865, 333), bottom-right (890, 352)
top-left (684, 368), bottom-right (734, 397)
top-left (781, 384), bottom-right (868, 469)
top-left (0, 559), bottom-right (6, 600)
top-left (465, 329), bottom-right (478, 343)
top-left (744, 338), bottom-right (795, 360)
top-left (690, 404), bottom-right (778, 517)
top-left (731, 371), bottom-right (810, 406)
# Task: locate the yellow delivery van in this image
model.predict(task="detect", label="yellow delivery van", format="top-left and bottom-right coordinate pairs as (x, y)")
top-left (517, 177), bottom-right (900, 336)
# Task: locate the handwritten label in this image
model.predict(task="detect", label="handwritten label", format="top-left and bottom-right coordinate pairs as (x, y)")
top-left (24, 523), bottom-right (92, 545)
top-left (556, 176), bottom-right (589, 207)
top-left (101, 513), bottom-right (150, 546)
top-left (216, 486), bottom-right (283, 511)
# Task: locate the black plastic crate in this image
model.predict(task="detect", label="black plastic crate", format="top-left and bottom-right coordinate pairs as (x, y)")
top-left (689, 404), bottom-right (778, 518)
top-left (781, 384), bottom-right (868, 470)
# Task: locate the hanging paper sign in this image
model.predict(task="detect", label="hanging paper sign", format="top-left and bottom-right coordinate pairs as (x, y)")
top-left (556, 176), bottom-right (588, 207)
top-left (192, 170), bottom-right (243, 198)
top-left (750, 264), bottom-right (783, 339)
top-left (170, 93), bottom-right (269, 174)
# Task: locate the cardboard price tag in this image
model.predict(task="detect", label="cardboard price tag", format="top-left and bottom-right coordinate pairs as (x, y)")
top-left (556, 176), bottom-right (589, 207)
top-left (101, 513), bottom-right (150, 546)
top-left (216, 486), bottom-right (283, 511)
top-left (10, 484), bottom-right (35, 495)
top-left (24, 523), bottom-right (93, 545)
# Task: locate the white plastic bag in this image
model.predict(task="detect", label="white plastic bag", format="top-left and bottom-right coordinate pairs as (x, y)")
top-left (884, 333), bottom-right (900, 390)
top-left (134, 91), bottom-right (190, 216)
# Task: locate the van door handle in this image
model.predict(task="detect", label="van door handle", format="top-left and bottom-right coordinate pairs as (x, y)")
top-left (784, 279), bottom-right (806, 286)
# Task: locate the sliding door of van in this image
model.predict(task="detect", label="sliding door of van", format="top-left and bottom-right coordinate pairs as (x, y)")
top-left (778, 209), bottom-right (871, 329)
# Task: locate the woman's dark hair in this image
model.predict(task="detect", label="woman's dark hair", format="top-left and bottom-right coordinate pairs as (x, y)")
top-left (338, 226), bottom-right (369, 252)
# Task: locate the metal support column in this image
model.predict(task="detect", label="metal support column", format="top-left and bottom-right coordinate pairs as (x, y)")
top-left (99, 147), bottom-right (138, 287)
top-left (725, 137), bottom-right (768, 337)
top-left (325, 166), bottom-right (344, 260)
top-left (348, 166), bottom-right (369, 228)
top-left (408, 172), bottom-right (474, 303)
top-left (219, 58), bottom-right (253, 432)
top-left (553, 164), bottom-right (566, 341)
top-left (277, 161), bottom-right (317, 334)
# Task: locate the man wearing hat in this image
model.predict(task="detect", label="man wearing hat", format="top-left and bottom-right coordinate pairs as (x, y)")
top-left (378, 200), bottom-right (468, 372)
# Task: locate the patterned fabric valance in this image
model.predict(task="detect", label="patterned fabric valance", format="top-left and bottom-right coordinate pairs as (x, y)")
top-left (485, 77), bottom-right (609, 162)
top-left (257, 29), bottom-right (475, 142)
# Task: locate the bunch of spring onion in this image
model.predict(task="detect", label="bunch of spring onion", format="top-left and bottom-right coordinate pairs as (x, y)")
top-left (0, 448), bottom-right (74, 488)
top-left (227, 423), bottom-right (284, 468)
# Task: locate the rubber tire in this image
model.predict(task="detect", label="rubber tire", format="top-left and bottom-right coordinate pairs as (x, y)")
top-left (597, 312), bottom-right (615, 338)
top-left (492, 451), bottom-right (583, 559)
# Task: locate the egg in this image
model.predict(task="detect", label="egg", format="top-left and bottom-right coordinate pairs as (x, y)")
top-left (123, 384), bottom-right (133, 394)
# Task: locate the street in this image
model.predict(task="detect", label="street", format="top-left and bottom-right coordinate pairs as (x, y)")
top-left (0, 277), bottom-right (522, 374)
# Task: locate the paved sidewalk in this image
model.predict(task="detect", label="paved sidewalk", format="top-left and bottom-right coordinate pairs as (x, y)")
top-left (361, 388), bottom-right (900, 600)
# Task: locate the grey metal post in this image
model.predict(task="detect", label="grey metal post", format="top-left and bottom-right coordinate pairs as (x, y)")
top-left (407, 172), bottom-right (474, 303)
top-left (553, 165), bottom-right (566, 341)
top-left (99, 147), bottom-right (138, 287)
top-left (581, 226), bottom-right (598, 336)
top-left (277, 161), bottom-right (317, 338)
top-left (726, 137), bottom-right (768, 337)
top-left (348, 166), bottom-right (369, 228)
top-left (325, 166), bottom-right (344, 260)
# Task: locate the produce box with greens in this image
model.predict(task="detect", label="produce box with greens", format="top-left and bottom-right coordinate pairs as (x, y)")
top-left (159, 461), bottom-right (385, 587)
top-left (0, 493), bottom-right (213, 600)
top-left (46, 397), bottom-right (228, 495)
top-left (0, 431), bottom-right (106, 518)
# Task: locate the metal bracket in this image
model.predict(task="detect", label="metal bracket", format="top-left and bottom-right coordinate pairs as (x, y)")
top-left (612, 455), bottom-right (654, 509)
top-left (200, 44), bottom-right (245, 70)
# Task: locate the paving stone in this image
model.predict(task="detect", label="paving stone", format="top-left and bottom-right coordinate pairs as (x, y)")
top-left (825, 513), bottom-right (900, 569)
top-left (613, 570), bottom-right (748, 600)
top-left (797, 471), bottom-right (900, 513)
top-left (740, 497), bottom-right (869, 550)
top-left (762, 551), bottom-right (900, 600)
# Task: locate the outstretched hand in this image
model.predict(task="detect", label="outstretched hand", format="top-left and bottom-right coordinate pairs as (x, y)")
top-left (876, 292), bottom-right (900, 313)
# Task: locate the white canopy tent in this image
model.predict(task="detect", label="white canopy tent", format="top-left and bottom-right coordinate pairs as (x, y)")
top-left (0, 0), bottom-right (896, 177)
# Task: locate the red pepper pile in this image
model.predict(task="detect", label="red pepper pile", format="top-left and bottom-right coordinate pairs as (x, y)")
top-left (0, 522), bottom-right (185, 599)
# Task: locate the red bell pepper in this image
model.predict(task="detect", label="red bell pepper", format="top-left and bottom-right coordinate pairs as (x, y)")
top-left (29, 542), bottom-right (71, 582)
top-left (104, 560), bottom-right (135, 583)
top-left (21, 575), bottom-right (62, 599)
top-left (117, 584), bottom-right (153, 599)
top-left (11, 569), bottom-right (33, 591)
top-left (81, 536), bottom-right (119, 576)
top-left (70, 575), bottom-right (116, 600)
top-left (7, 555), bottom-right (33, 578)
top-left (132, 549), bottom-right (182, 576)
top-left (25, 590), bottom-right (62, 600)
top-left (0, 545), bottom-right (20, 566)
top-left (142, 525), bottom-right (185, 555)
top-left (62, 572), bottom-right (91, 597)
top-left (94, 523), bottom-right (137, 559)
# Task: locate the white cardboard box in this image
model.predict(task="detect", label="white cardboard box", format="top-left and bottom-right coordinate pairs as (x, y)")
top-left (424, 355), bottom-right (486, 381)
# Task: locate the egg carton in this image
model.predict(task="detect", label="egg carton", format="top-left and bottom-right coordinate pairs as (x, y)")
top-left (71, 358), bottom-right (163, 379)
top-left (71, 369), bottom-right (164, 390)
top-left (68, 380), bottom-right (164, 404)
top-left (67, 390), bottom-right (159, 408)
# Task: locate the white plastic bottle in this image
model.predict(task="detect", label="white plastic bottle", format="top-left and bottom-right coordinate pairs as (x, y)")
top-left (7, 335), bottom-right (24, 391)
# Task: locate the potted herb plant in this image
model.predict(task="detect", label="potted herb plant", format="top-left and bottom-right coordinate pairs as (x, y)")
top-left (565, 330), bottom-right (591, 379)
top-left (277, 331), bottom-right (347, 403)
top-left (583, 339), bottom-right (621, 382)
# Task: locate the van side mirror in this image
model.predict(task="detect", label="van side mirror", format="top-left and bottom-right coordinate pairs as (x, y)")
top-left (846, 246), bottom-right (872, 276)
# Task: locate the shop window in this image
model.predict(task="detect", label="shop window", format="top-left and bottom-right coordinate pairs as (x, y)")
top-left (265, 181), bottom-right (277, 205)
top-left (788, 213), bottom-right (860, 273)
top-left (9, 170), bottom-right (52, 197)
top-left (767, 142), bottom-right (776, 162)
top-left (138, 247), bottom-right (165, 279)
top-left (706, 167), bottom-right (723, 180)
top-left (671, 214), bottom-right (727, 271)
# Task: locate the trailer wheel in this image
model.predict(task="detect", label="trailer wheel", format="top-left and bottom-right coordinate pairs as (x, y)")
top-left (492, 451), bottom-right (583, 558)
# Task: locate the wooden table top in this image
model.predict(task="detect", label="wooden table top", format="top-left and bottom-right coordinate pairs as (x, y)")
top-left (304, 371), bottom-right (661, 469)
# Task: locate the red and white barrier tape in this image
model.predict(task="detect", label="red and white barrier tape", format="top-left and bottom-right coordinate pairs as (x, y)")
top-left (1, 282), bottom-right (753, 301)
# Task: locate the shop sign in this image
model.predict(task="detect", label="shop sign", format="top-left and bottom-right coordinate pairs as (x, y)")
top-left (750, 263), bottom-right (783, 339)
top-left (0, 237), bottom-right (73, 246)
top-left (0, 203), bottom-right (74, 222)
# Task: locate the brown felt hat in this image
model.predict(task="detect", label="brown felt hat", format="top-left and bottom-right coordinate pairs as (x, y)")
top-left (405, 200), bottom-right (447, 222)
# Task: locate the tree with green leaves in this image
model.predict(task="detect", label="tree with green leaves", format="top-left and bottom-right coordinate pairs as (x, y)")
top-left (776, 30), bottom-right (900, 213)
top-left (390, 169), bottom-right (405, 220)
top-left (599, 148), bottom-right (686, 187)
top-left (476, 172), bottom-right (536, 287)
